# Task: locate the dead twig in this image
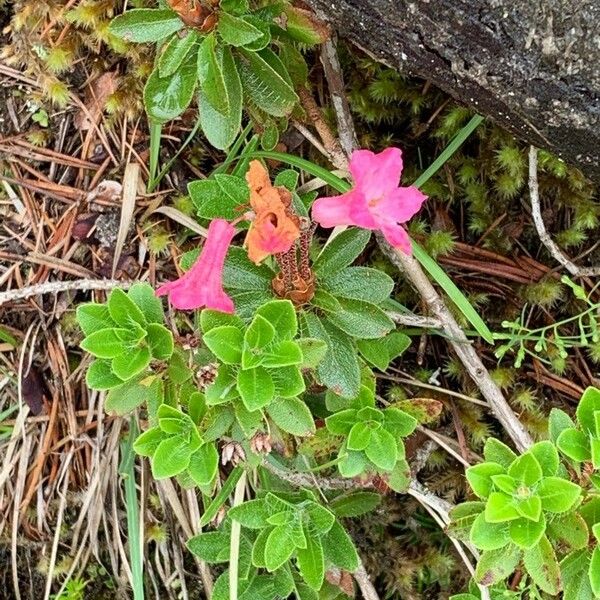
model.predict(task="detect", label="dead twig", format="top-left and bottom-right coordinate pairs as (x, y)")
top-left (0, 278), bottom-right (132, 306)
top-left (529, 146), bottom-right (600, 277)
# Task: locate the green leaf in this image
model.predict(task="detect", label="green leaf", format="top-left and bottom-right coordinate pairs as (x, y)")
top-left (203, 325), bottom-right (243, 364)
top-left (112, 346), bottom-right (151, 380)
top-left (490, 474), bottom-right (517, 495)
top-left (383, 407), bottom-right (417, 437)
top-left (475, 545), bottom-right (521, 586)
top-left (264, 525), bottom-right (295, 571)
top-left (357, 332), bottom-right (411, 371)
top-left (302, 313), bottom-right (360, 398)
top-left (536, 476), bottom-right (581, 513)
top-left (278, 43), bottom-right (308, 86)
top-left (338, 447), bottom-right (367, 478)
top-left (321, 521), bottom-right (359, 571)
top-left (412, 242), bottom-right (494, 344)
top-left (81, 327), bottom-right (135, 359)
top-left (509, 514), bottom-right (546, 549)
top-left (347, 422), bottom-right (372, 451)
top-left (217, 11), bottom-right (264, 46)
top-left (199, 46), bottom-right (242, 149)
top-left (557, 427), bottom-right (591, 461)
top-left (296, 533), bottom-right (324, 590)
top-left (387, 458), bottom-right (411, 493)
top-left (205, 365), bottom-right (238, 405)
top-left (546, 511), bottom-right (589, 551)
top-left (296, 338), bottom-right (327, 369)
top-left (529, 441), bottom-right (559, 476)
top-left (76, 303), bottom-right (114, 335)
top-left (590, 546), bottom-right (600, 596)
top-left (465, 462), bottom-right (506, 499)
top-left (271, 365), bottom-right (305, 398)
top-left (245, 314), bottom-right (276, 349)
top-left (485, 492), bottom-right (520, 523)
top-left (447, 502), bottom-right (485, 541)
top-left (577, 387), bottom-right (600, 433)
top-left (267, 397), bottom-right (315, 436)
top-left (159, 31), bottom-right (199, 77)
top-left (187, 532), bottom-right (230, 563)
top-left (314, 229), bottom-right (371, 276)
top-left (152, 434), bottom-right (193, 479)
top-left (515, 496), bottom-right (542, 522)
top-left (251, 527), bottom-right (270, 567)
top-left (133, 426), bottom-right (165, 457)
top-left (214, 172), bottom-right (250, 208)
top-left (144, 51), bottom-right (198, 123)
top-left (190, 178), bottom-right (242, 220)
top-left (223, 246), bottom-right (273, 290)
top-left (237, 366), bottom-right (275, 411)
top-left (548, 407), bottom-right (576, 444)
top-left (262, 340), bottom-right (303, 368)
top-left (483, 438), bottom-right (518, 469)
top-left (256, 300), bottom-right (298, 340)
top-left (325, 297), bottom-right (394, 340)
top-left (523, 535), bottom-right (561, 594)
top-left (325, 409), bottom-right (357, 436)
top-left (197, 34), bottom-right (229, 116)
top-left (469, 512), bottom-right (510, 550)
top-left (324, 267), bottom-right (394, 303)
top-left (235, 48), bottom-right (298, 117)
top-left (229, 498), bottom-right (270, 529)
top-left (146, 323), bottom-right (174, 360)
top-left (128, 283), bottom-right (164, 323)
top-left (105, 376), bottom-right (163, 416)
top-left (364, 428), bottom-right (397, 471)
top-left (201, 309), bottom-right (244, 333)
top-left (329, 492), bottom-right (381, 518)
top-left (187, 443), bottom-right (218, 486)
top-left (560, 549), bottom-right (594, 600)
top-left (86, 359), bottom-right (123, 390)
top-left (508, 453), bottom-right (542, 486)
top-left (109, 9), bottom-right (183, 43)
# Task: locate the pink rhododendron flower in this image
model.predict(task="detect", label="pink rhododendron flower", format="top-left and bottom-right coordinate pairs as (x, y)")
top-left (311, 147), bottom-right (427, 254)
top-left (156, 219), bottom-right (236, 313)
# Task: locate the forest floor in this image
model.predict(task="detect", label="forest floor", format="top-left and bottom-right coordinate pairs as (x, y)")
top-left (1, 2), bottom-right (600, 600)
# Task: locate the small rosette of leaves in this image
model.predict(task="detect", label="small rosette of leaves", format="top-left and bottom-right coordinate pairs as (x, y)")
top-left (200, 300), bottom-right (323, 439)
top-left (188, 490), bottom-right (360, 596)
top-left (302, 228), bottom-right (411, 399)
top-left (449, 439), bottom-right (582, 595)
top-left (76, 283), bottom-right (174, 415)
top-left (324, 382), bottom-right (417, 491)
top-left (134, 401), bottom-right (219, 488)
top-left (551, 386), bottom-right (600, 483)
top-left (108, 1), bottom-right (324, 148)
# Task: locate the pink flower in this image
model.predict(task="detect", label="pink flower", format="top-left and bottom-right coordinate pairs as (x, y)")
top-left (311, 147), bottom-right (427, 254)
top-left (156, 219), bottom-right (236, 313)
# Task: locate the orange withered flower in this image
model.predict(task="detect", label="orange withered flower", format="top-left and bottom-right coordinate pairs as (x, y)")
top-left (244, 160), bottom-right (300, 265)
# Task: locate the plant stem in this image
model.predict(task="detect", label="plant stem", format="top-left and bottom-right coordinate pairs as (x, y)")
top-left (229, 470), bottom-right (247, 600)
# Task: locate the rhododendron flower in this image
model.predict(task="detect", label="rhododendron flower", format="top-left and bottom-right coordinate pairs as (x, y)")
top-left (244, 160), bottom-right (300, 265)
top-left (311, 147), bottom-right (427, 255)
top-left (156, 219), bottom-right (236, 313)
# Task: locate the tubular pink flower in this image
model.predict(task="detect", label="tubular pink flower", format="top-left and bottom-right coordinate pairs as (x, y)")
top-left (311, 147), bottom-right (427, 255)
top-left (156, 219), bottom-right (236, 313)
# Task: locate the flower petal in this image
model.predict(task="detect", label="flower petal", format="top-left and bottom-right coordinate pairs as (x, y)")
top-left (312, 191), bottom-right (364, 228)
top-left (379, 221), bottom-right (412, 255)
top-left (156, 219), bottom-right (236, 312)
top-left (375, 185), bottom-right (427, 224)
top-left (349, 147), bottom-right (403, 198)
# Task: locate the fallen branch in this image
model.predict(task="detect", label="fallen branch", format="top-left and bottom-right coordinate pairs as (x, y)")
top-left (528, 146), bottom-right (600, 277)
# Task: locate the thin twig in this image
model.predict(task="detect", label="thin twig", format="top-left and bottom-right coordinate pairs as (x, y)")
top-left (529, 146), bottom-right (600, 277)
top-left (0, 278), bottom-right (132, 306)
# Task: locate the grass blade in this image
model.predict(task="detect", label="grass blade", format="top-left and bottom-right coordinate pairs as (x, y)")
top-left (199, 466), bottom-right (243, 527)
top-left (120, 419), bottom-right (144, 600)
